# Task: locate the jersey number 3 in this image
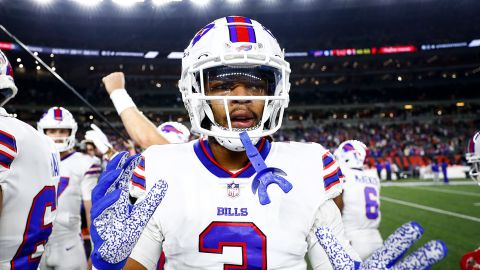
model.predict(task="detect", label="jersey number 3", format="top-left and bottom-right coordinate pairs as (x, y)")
top-left (11, 186), bottom-right (56, 270)
top-left (199, 221), bottom-right (267, 269)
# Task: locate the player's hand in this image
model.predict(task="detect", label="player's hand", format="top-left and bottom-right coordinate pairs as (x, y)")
top-left (460, 248), bottom-right (480, 270)
top-left (85, 124), bottom-right (113, 155)
top-left (102, 72), bottom-right (125, 95)
top-left (316, 221), bottom-right (447, 270)
top-left (90, 152), bottom-right (168, 270)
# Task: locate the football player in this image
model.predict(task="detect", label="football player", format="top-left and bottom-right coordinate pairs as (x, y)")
top-left (91, 16), bottom-right (351, 270)
top-left (460, 132), bottom-right (480, 269)
top-left (466, 131), bottom-right (480, 185)
top-left (0, 50), bottom-right (60, 269)
top-left (334, 140), bottom-right (382, 260)
top-left (37, 107), bottom-right (101, 270)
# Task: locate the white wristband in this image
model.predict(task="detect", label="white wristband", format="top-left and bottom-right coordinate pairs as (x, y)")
top-left (109, 89), bottom-right (136, 115)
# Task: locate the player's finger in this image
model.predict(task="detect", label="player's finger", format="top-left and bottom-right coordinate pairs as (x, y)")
top-left (315, 226), bottom-right (359, 270)
top-left (363, 221), bottom-right (423, 268)
top-left (391, 240), bottom-right (447, 270)
top-left (114, 154), bottom-right (141, 190)
top-left (105, 151), bottom-right (130, 171)
top-left (364, 221), bottom-right (423, 269)
top-left (90, 123), bottom-right (103, 133)
top-left (130, 180), bottom-right (168, 224)
top-left (92, 169), bottom-right (122, 202)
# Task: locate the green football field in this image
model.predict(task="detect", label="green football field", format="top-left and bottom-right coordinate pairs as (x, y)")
top-left (379, 179), bottom-right (480, 269)
top-left (309, 179), bottom-right (480, 269)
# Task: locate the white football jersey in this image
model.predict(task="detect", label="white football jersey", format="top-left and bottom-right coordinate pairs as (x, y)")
top-left (0, 108), bottom-right (60, 269)
top-left (48, 151), bottom-right (101, 242)
top-left (130, 138), bottom-right (357, 270)
top-left (341, 167), bottom-right (381, 232)
top-left (341, 167), bottom-right (382, 260)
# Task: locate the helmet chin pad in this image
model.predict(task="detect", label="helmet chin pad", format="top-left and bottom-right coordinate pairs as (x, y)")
top-left (211, 124), bottom-right (261, 152)
top-left (53, 136), bottom-right (75, 153)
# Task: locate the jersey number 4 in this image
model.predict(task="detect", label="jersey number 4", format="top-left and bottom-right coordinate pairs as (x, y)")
top-left (11, 186), bottom-right (56, 270)
top-left (199, 221), bottom-right (267, 269)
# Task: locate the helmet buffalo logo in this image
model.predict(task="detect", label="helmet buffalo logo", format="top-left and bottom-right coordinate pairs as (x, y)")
top-left (235, 44), bottom-right (253, 52)
top-left (342, 143), bottom-right (355, 152)
top-left (161, 125), bottom-right (183, 134)
top-left (192, 23), bottom-right (215, 46)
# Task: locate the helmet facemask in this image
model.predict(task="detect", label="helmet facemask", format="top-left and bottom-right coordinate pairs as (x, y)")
top-left (0, 50), bottom-right (18, 107)
top-left (188, 64), bottom-right (288, 151)
top-left (179, 17), bottom-right (291, 152)
top-left (466, 131), bottom-right (480, 185)
top-left (466, 153), bottom-right (480, 185)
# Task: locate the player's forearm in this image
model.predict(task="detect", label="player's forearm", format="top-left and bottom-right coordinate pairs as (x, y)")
top-left (124, 258), bottom-right (147, 270)
top-left (119, 107), bottom-right (170, 148)
top-left (333, 193), bottom-right (344, 213)
top-left (84, 200), bottom-right (92, 229)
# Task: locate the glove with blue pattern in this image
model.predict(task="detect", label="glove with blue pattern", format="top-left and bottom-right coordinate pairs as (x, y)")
top-left (316, 221), bottom-right (447, 270)
top-left (90, 152), bottom-right (168, 270)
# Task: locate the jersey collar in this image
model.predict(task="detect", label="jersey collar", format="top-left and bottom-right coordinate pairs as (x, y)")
top-left (194, 137), bottom-right (271, 178)
top-left (61, 151), bottom-right (76, 161)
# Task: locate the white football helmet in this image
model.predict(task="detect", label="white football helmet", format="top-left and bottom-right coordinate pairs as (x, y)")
top-left (38, 107), bottom-right (78, 152)
top-left (466, 131), bottom-right (480, 185)
top-left (157, 122), bottom-right (191, 144)
top-left (0, 50), bottom-right (18, 106)
top-left (334, 140), bottom-right (368, 169)
top-left (179, 16), bottom-right (291, 151)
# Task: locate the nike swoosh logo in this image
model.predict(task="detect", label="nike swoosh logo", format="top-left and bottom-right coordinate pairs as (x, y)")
top-left (65, 245), bottom-right (75, 251)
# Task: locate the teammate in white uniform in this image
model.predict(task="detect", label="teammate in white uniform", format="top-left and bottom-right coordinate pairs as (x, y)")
top-left (0, 50), bottom-right (60, 270)
top-left (334, 140), bottom-right (382, 260)
top-left (108, 16), bottom-right (358, 270)
top-left (38, 107), bottom-right (101, 270)
top-left (466, 131), bottom-right (480, 185)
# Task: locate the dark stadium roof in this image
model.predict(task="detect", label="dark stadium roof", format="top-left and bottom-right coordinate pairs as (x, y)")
top-left (1, 0), bottom-right (479, 52)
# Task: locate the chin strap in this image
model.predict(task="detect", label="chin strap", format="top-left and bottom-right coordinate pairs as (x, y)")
top-left (239, 132), bottom-right (292, 205)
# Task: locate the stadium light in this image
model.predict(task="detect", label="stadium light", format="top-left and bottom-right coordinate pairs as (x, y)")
top-left (404, 104), bottom-right (413, 110)
top-left (153, 0), bottom-right (182, 5)
top-left (112, 0), bottom-right (144, 7)
top-left (190, 0), bottom-right (210, 6)
top-left (71, 0), bottom-right (103, 6)
top-left (456, 102), bottom-right (465, 107)
top-left (34, 0), bottom-right (54, 4)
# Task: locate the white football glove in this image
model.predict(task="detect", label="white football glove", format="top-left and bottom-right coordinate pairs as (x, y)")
top-left (85, 123), bottom-right (113, 155)
top-left (316, 221), bottom-right (447, 270)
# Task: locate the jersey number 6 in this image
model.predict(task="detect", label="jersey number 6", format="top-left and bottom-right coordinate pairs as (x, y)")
top-left (364, 186), bottom-right (379, 220)
top-left (11, 186), bottom-right (56, 270)
top-left (199, 221), bottom-right (267, 270)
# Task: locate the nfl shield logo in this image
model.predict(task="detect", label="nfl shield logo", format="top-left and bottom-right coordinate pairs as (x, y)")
top-left (227, 182), bottom-right (240, 198)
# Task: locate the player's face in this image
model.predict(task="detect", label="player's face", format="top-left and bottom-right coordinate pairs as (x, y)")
top-left (86, 143), bottom-right (96, 157)
top-left (206, 81), bottom-right (266, 129)
top-left (45, 129), bottom-right (71, 142)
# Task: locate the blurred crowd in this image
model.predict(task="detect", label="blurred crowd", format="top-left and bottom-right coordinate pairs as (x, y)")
top-left (77, 118), bottom-right (477, 169)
